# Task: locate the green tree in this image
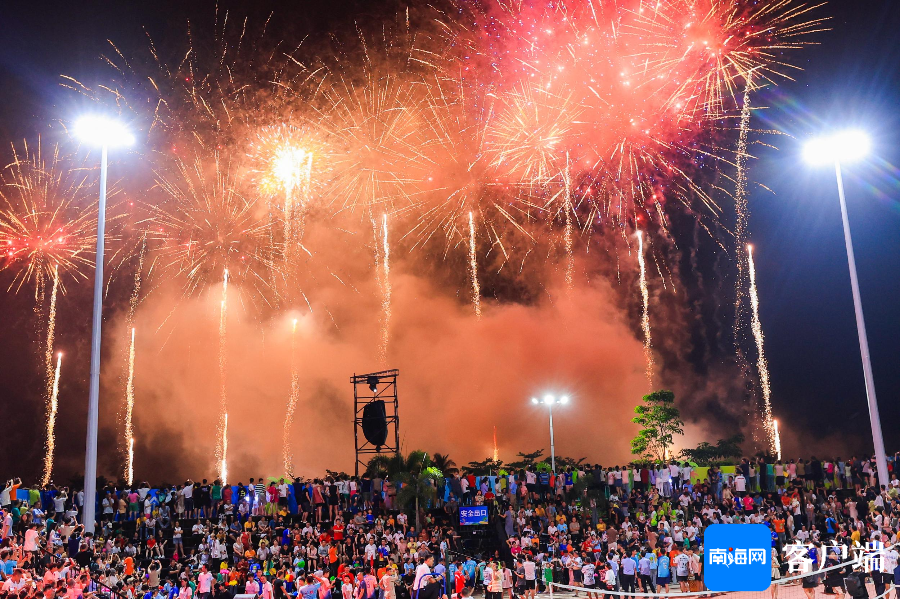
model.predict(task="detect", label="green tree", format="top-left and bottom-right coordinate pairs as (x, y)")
top-left (430, 453), bottom-right (458, 475)
top-left (396, 466), bottom-right (445, 532)
top-left (365, 450), bottom-right (428, 478)
top-left (462, 458), bottom-right (505, 475)
top-left (365, 451), bottom-right (442, 531)
top-left (507, 449), bottom-right (545, 470)
top-left (555, 456), bottom-right (588, 469)
top-left (680, 434), bottom-right (744, 465)
top-left (631, 390), bottom-right (684, 462)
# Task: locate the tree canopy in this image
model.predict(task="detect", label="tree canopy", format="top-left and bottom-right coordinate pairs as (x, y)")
top-left (630, 390), bottom-right (684, 462)
top-left (680, 434), bottom-right (745, 465)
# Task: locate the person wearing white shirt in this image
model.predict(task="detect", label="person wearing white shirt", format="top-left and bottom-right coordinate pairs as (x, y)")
top-left (681, 464), bottom-right (692, 486)
top-left (734, 474), bottom-right (747, 493)
top-left (668, 463), bottom-right (680, 490)
top-left (197, 566), bottom-right (214, 598)
top-left (658, 467), bottom-right (671, 497)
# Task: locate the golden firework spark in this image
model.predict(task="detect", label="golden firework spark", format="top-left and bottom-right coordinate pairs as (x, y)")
top-left (41, 352), bottom-right (63, 487)
top-left (128, 437), bottom-right (135, 485)
top-left (468, 211), bottom-right (482, 319)
top-left (44, 266), bottom-right (59, 418)
top-left (216, 268), bottom-right (229, 483)
top-left (375, 214), bottom-right (392, 365)
top-left (637, 230), bottom-right (653, 388)
top-left (733, 78), bottom-right (754, 344)
top-left (150, 153), bottom-right (277, 305)
top-left (124, 327), bottom-right (137, 485)
top-left (748, 244), bottom-right (775, 453)
top-left (773, 418), bottom-right (782, 461)
top-left (487, 83), bottom-right (578, 190)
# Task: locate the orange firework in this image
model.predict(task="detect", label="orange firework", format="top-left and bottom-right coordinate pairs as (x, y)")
top-left (149, 152), bottom-right (277, 304)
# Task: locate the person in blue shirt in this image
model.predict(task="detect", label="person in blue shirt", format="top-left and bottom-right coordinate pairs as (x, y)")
top-left (463, 558), bottom-right (477, 587)
top-left (656, 553), bottom-right (671, 594)
top-left (447, 561), bottom-right (459, 584)
top-left (298, 575), bottom-right (321, 599)
top-left (619, 549), bottom-right (638, 593)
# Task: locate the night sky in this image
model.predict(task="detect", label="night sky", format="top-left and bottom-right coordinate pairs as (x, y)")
top-left (0, 0), bottom-right (899, 482)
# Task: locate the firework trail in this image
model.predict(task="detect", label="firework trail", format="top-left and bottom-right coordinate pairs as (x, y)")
top-left (468, 212), bottom-right (482, 319)
top-left (733, 78), bottom-right (754, 350)
top-left (127, 235), bottom-right (146, 321)
top-left (128, 437), bottom-right (135, 485)
top-left (748, 244), bottom-right (775, 452)
top-left (41, 352), bottom-right (62, 486)
top-left (563, 156), bottom-right (574, 294)
top-left (493, 425), bottom-right (499, 462)
top-left (216, 268), bottom-right (229, 483)
top-left (221, 413), bottom-right (229, 485)
top-left (773, 419), bottom-right (782, 461)
top-left (123, 327), bottom-right (136, 485)
top-left (637, 230), bottom-right (653, 387)
top-left (283, 318), bottom-right (300, 477)
top-left (375, 214), bottom-right (392, 365)
top-left (44, 266), bottom-right (59, 410)
top-left (122, 236), bottom-right (145, 475)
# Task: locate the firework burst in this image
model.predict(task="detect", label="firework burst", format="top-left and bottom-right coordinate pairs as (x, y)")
top-left (0, 141), bottom-right (99, 295)
top-left (149, 152), bottom-right (276, 304)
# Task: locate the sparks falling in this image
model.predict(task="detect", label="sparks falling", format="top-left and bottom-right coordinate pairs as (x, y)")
top-left (41, 352), bottom-right (62, 486)
top-left (123, 327), bottom-right (136, 485)
top-left (216, 268), bottom-right (229, 483)
top-left (468, 212), bottom-right (482, 319)
top-left (748, 245), bottom-right (775, 453)
top-left (733, 79), bottom-right (754, 350)
top-left (637, 230), bottom-right (653, 387)
top-left (283, 318), bottom-right (300, 477)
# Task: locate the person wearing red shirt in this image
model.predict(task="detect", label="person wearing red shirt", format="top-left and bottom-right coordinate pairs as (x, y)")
top-left (454, 568), bottom-right (466, 596)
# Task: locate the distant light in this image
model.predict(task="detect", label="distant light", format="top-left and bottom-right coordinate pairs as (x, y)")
top-left (559, 395), bottom-right (570, 404)
top-left (74, 116), bottom-right (134, 147)
top-left (531, 397), bottom-right (539, 405)
top-left (804, 130), bottom-right (869, 165)
top-left (543, 394), bottom-right (554, 404)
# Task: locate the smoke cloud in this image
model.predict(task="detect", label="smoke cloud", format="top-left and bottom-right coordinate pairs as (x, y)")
top-left (103, 241), bottom-right (654, 482)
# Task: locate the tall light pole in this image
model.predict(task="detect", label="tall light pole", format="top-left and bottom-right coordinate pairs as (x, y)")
top-left (74, 116), bottom-right (134, 533)
top-left (531, 394), bottom-right (569, 472)
top-left (804, 130), bottom-right (888, 486)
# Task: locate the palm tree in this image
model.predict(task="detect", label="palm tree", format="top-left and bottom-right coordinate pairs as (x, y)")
top-left (365, 450), bottom-right (428, 478)
top-left (430, 453), bottom-right (458, 475)
top-left (396, 466), bottom-right (445, 532)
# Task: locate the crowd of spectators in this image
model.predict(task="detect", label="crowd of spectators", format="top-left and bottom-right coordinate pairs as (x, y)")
top-left (1, 453), bottom-right (899, 599)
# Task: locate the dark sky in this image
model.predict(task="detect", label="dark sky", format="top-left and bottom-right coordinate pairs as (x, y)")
top-left (1, 0), bottom-right (899, 479)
